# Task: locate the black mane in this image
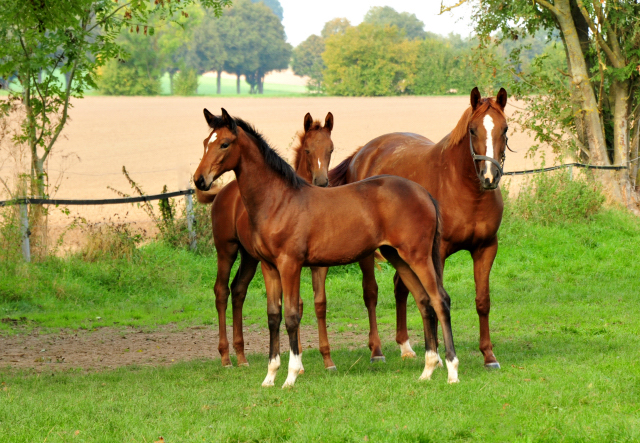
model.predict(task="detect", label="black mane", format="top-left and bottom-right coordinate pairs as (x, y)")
top-left (234, 117), bottom-right (309, 189)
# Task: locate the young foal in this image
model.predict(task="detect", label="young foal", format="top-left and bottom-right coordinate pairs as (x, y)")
top-left (195, 113), bottom-right (335, 368)
top-left (194, 109), bottom-right (459, 388)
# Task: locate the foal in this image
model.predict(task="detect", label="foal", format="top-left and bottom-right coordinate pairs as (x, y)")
top-left (194, 109), bottom-right (459, 388)
top-left (196, 113), bottom-right (335, 368)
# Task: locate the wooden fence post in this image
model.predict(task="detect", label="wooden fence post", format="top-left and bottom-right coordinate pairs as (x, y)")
top-left (20, 203), bottom-right (30, 262)
top-left (568, 165), bottom-right (573, 181)
top-left (185, 191), bottom-right (196, 251)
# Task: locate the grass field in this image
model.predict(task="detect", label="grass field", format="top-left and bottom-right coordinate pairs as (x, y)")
top-left (1, 207), bottom-right (640, 441)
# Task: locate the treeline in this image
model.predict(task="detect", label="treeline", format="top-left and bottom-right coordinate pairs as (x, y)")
top-left (293, 6), bottom-right (559, 96)
top-left (99, 0), bottom-right (290, 96)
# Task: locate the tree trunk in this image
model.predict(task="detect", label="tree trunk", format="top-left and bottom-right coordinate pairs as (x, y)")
top-left (258, 75), bottom-right (264, 94)
top-left (611, 79), bottom-right (630, 167)
top-left (216, 70), bottom-right (221, 94)
top-left (169, 71), bottom-right (174, 95)
top-left (236, 73), bottom-right (240, 94)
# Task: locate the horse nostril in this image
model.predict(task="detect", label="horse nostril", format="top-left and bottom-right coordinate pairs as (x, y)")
top-left (195, 175), bottom-right (206, 190)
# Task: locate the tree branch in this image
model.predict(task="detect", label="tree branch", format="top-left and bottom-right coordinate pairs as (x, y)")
top-left (87, 2), bottom-right (133, 33)
top-left (575, 0), bottom-right (622, 68)
top-left (533, 0), bottom-right (561, 17)
top-left (439, 0), bottom-right (469, 14)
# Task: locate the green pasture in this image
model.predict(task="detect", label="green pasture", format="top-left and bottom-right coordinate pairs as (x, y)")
top-left (1, 209), bottom-right (640, 441)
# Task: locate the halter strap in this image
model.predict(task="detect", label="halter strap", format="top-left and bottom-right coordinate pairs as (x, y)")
top-left (469, 131), bottom-right (506, 178)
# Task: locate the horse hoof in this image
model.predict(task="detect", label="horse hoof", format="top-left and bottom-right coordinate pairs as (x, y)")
top-left (484, 362), bottom-right (501, 370)
top-left (326, 366), bottom-right (337, 372)
top-left (223, 364), bottom-right (233, 368)
top-left (401, 351), bottom-right (417, 359)
top-left (370, 356), bottom-right (386, 363)
top-left (298, 368), bottom-right (305, 375)
top-left (239, 362), bottom-right (250, 367)
top-left (261, 381), bottom-right (274, 387)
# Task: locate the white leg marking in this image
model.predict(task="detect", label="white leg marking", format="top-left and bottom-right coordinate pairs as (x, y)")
top-left (399, 340), bottom-right (416, 358)
top-left (419, 350), bottom-right (440, 381)
top-left (437, 353), bottom-right (443, 368)
top-left (446, 357), bottom-right (460, 384)
top-left (261, 355), bottom-right (280, 387)
top-left (282, 352), bottom-right (302, 388)
top-left (482, 115), bottom-right (495, 182)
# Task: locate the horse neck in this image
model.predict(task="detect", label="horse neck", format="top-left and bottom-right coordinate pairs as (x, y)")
top-left (233, 132), bottom-right (293, 218)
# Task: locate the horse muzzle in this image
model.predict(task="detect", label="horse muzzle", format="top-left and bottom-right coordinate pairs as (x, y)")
top-left (194, 174), bottom-right (213, 191)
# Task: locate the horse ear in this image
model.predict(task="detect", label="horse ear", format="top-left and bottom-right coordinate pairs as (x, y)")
top-left (204, 108), bottom-right (216, 128)
top-left (324, 112), bottom-right (334, 132)
top-left (304, 113), bottom-right (313, 132)
top-left (470, 87), bottom-right (481, 110)
top-left (496, 88), bottom-right (508, 110)
top-left (221, 108), bottom-right (237, 133)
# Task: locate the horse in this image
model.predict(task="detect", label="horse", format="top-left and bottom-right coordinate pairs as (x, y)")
top-left (194, 108), bottom-right (459, 388)
top-left (195, 112), bottom-right (336, 369)
top-left (328, 87), bottom-right (509, 369)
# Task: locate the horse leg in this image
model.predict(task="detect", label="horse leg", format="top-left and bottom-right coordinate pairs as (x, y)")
top-left (230, 247), bottom-right (258, 367)
top-left (214, 242), bottom-right (238, 367)
top-left (393, 273), bottom-right (416, 359)
top-left (382, 247), bottom-right (458, 383)
top-left (472, 239), bottom-right (500, 369)
top-left (359, 254), bottom-right (384, 362)
top-left (261, 261), bottom-right (282, 387)
top-left (279, 260), bottom-right (304, 388)
top-left (297, 296), bottom-right (305, 374)
top-left (311, 266), bottom-right (336, 370)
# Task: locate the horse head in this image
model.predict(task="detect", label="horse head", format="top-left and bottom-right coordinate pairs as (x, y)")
top-left (194, 108), bottom-right (239, 191)
top-left (295, 112), bottom-right (334, 187)
top-left (467, 87), bottom-right (509, 190)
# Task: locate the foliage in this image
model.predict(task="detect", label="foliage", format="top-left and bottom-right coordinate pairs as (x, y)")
top-left (250, 0), bottom-right (283, 20)
top-left (81, 222), bottom-right (142, 262)
top-left (452, 0), bottom-right (640, 205)
top-left (363, 6), bottom-right (426, 40)
top-left (321, 18), bottom-right (351, 39)
top-left (172, 69), bottom-right (199, 96)
top-left (507, 170), bottom-right (605, 224)
top-left (323, 23), bottom-right (420, 96)
top-left (291, 35), bottom-right (325, 93)
top-left (98, 60), bottom-right (161, 96)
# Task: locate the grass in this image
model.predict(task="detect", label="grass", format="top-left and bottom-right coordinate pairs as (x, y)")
top-left (1, 209), bottom-right (640, 441)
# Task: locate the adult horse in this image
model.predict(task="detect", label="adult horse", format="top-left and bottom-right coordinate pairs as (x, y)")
top-left (195, 113), bottom-right (335, 369)
top-left (329, 87), bottom-right (509, 369)
top-left (194, 108), bottom-right (459, 388)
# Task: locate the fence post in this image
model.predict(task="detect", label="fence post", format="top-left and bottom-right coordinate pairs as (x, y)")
top-left (185, 191), bottom-right (196, 251)
top-left (568, 165), bottom-right (573, 181)
top-left (20, 203), bottom-right (30, 262)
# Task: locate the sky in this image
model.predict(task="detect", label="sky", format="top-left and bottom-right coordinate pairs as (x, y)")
top-left (279, 0), bottom-right (475, 46)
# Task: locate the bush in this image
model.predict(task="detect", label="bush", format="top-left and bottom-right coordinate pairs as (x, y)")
top-left (507, 169), bottom-right (605, 224)
top-left (82, 222), bottom-right (143, 262)
top-left (173, 69), bottom-right (199, 96)
top-left (98, 60), bottom-right (161, 96)
top-left (0, 205), bottom-right (23, 264)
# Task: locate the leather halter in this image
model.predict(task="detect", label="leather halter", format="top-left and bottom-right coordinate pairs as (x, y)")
top-left (469, 131), bottom-right (513, 188)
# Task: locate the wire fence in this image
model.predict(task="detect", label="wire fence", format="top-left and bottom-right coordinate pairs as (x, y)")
top-left (0, 162), bottom-right (629, 262)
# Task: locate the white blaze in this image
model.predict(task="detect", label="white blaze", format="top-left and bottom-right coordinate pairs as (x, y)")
top-left (317, 158), bottom-right (321, 169)
top-left (482, 115), bottom-right (496, 181)
top-left (209, 131), bottom-right (217, 145)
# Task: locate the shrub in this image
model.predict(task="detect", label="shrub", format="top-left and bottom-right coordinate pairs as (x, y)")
top-left (82, 222), bottom-right (143, 262)
top-left (173, 69), bottom-right (199, 96)
top-left (98, 60), bottom-right (161, 96)
top-left (507, 169), bottom-right (605, 224)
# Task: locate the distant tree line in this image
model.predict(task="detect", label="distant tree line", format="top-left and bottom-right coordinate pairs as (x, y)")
top-left (292, 6), bottom-right (560, 96)
top-left (99, 0), bottom-right (290, 95)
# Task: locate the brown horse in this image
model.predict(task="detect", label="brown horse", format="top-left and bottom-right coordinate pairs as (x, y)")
top-left (195, 112), bottom-right (335, 368)
top-left (328, 87), bottom-right (509, 369)
top-left (194, 109), bottom-right (458, 388)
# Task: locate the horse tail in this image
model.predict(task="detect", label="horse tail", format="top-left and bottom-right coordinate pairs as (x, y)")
top-left (328, 146), bottom-right (363, 187)
top-left (195, 187), bottom-right (221, 204)
top-left (428, 193), bottom-right (444, 288)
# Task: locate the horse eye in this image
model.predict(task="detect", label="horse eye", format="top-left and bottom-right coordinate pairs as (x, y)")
top-left (470, 128), bottom-right (477, 136)
top-left (305, 149), bottom-right (311, 154)
top-left (221, 142), bottom-right (229, 149)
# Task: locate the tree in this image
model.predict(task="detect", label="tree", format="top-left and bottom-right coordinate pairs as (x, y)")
top-left (363, 6), bottom-right (427, 40)
top-left (0, 0), bottom-right (231, 253)
top-left (442, 0), bottom-right (640, 208)
top-left (292, 34), bottom-right (325, 93)
top-left (251, 0), bottom-right (283, 20)
top-left (321, 18), bottom-right (351, 39)
top-left (186, 10), bottom-right (227, 94)
top-left (323, 23), bottom-right (419, 96)
top-left (219, 0), bottom-right (290, 94)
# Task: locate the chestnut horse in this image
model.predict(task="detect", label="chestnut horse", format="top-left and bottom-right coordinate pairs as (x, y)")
top-left (195, 113), bottom-right (335, 368)
top-left (194, 109), bottom-right (459, 388)
top-left (328, 87), bottom-right (509, 369)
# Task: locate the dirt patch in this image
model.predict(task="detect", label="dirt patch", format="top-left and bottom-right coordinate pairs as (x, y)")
top-left (0, 324), bottom-right (415, 372)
